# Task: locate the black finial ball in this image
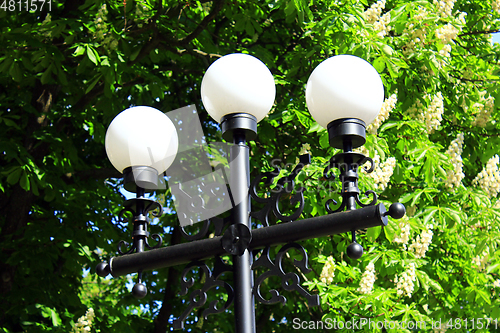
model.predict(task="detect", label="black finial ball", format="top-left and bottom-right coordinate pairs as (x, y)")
top-left (96, 262), bottom-right (110, 277)
top-left (347, 242), bottom-right (364, 259)
top-left (388, 203), bottom-right (406, 219)
top-left (132, 283), bottom-right (148, 299)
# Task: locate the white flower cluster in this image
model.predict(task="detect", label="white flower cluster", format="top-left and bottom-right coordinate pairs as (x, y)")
top-left (420, 92), bottom-right (444, 134)
top-left (457, 12), bottom-right (467, 25)
top-left (374, 12), bottom-right (391, 38)
top-left (393, 216), bottom-right (411, 249)
top-left (92, 4), bottom-right (119, 51)
top-left (135, 1), bottom-right (151, 28)
top-left (356, 146), bottom-right (396, 190)
top-left (433, 0), bottom-right (456, 18)
top-left (367, 92), bottom-right (398, 134)
top-left (364, 0), bottom-right (386, 24)
top-left (494, 279), bottom-right (500, 288)
top-left (472, 246), bottom-right (489, 271)
top-left (358, 262), bottom-right (377, 294)
top-left (471, 92), bottom-right (495, 127)
top-left (445, 133), bottom-right (465, 190)
top-left (319, 256), bottom-right (336, 284)
top-left (73, 308), bottom-right (95, 333)
top-left (438, 44), bottom-right (452, 68)
top-left (433, 326), bottom-right (448, 333)
top-left (494, 0), bottom-right (500, 14)
top-left (299, 143), bottom-right (311, 155)
top-left (40, 13), bottom-right (52, 39)
top-left (472, 155), bottom-right (500, 198)
top-left (408, 224), bottom-right (434, 258)
top-left (402, 7), bottom-right (428, 55)
top-left (409, 93), bottom-right (444, 134)
top-left (395, 262), bottom-right (417, 298)
top-left (370, 154), bottom-right (397, 191)
top-left (436, 23), bottom-right (460, 44)
top-left (94, 4), bottom-right (108, 41)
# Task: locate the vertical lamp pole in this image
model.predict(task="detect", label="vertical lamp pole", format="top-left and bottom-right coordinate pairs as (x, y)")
top-left (200, 53), bottom-right (276, 333)
top-left (96, 53), bottom-right (406, 332)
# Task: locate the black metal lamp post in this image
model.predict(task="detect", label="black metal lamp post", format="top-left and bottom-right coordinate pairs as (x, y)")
top-left (96, 53), bottom-right (406, 332)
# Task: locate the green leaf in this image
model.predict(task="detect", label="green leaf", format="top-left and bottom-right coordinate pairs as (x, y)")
top-left (57, 66), bottom-right (68, 86)
top-left (6, 167), bottom-right (22, 185)
top-left (491, 305), bottom-right (500, 320)
top-left (85, 74), bottom-right (102, 94)
top-left (19, 170), bottom-right (30, 191)
top-left (29, 177), bottom-right (39, 196)
top-left (400, 192), bottom-right (414, 204)
top-left (382, 45), bottom-right (394, 56)
top-left (487, 263), bottom-right (499, 274)
top-left (294, 109), bottom-right (312, 128)
top-left (78, 243), bottom-right (92, 259)
top-left (39, 305), bottom-right (61, 327)
top-left (378, 121), bottom-right (398, 133)
top-left (0, 57), bottom-right (13, 74)
top-left (86, 45), bottom-right (100, 65)
top-left (367, 226), bottom-right (382, 242)
top-left (307, 122), bottom-right (323, 133)
top-left (373, 56), bottom-right (386, 73)
top-left (74, 45), bottom-right (85, 56)
top-left (9, 62), bottom-right (22, 82)
top-left (443, 208), bottom-right (460, 227)
top-left (149, 49), bottom-right (160, 63)
top-left (130, 47), bottom-right (141, 62)
top-left (383, 224), bottom-right (396, 242)
top-left (474, 238), bottom-right (487, 256)
top-left (40, 64), bottom-right (53, 84)
top-left (44, 188), bottom-right (56, 202)
top-left (245, 20), bottom-right (255, 36)
top-left (475, 289), bottom-right (491, 305)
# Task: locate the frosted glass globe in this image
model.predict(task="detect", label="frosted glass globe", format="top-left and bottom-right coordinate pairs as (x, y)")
top-left (105, 106), bottom-right (179, 174)
top-left (201, 53), bottom-right (276, 123)
top-left (305, 55), bottom-right (384, 128)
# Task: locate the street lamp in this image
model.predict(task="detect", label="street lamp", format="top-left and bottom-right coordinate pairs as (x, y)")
top-left (96, 53), bottom-right (406, 332)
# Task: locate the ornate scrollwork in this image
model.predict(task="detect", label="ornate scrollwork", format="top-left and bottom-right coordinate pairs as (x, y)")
top-left (252, 243), bottom-right (320, 307)
top-left (119, 198), bottom-right (163, 219)
top-left (180, 216), bottom-right (231, 241)
top-left (173, 257), bottom-right (234, 330)
top-left (323, 151), bottom-right (378, 213)
top-left (250, 154), bottom-right (311, 227)
top-left (115, 197), bottom-right (164, 255)
top-left (172, 164), bottom-right (234, 241)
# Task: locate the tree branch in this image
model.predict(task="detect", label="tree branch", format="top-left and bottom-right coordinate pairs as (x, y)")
top-left (458, 29), bottom-right (500, 37)
top-left (176, 0), bottom-right (225, 46)
top-left (154, 226), bottom-right (182, 333)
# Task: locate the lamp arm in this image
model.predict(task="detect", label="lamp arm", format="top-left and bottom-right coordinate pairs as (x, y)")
top-left (97, 202), bottom-right (398, 278)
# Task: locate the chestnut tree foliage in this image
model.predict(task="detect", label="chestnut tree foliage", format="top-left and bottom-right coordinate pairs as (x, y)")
top-left (1, 0), bottom-right (500, 332)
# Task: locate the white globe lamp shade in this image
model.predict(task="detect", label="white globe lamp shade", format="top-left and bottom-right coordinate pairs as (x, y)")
top-left (201, 53), bottom-right (276, 123)
top-left (305, 55), bottom-right (384, 128)
top-left (105, 106), bottom-right (179, 174)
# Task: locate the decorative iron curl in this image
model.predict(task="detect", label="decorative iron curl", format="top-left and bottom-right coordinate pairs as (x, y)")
top-left (250, 154), bottom-right (311, 227)
top-left (252, 243), bottom-right (319, 306)
top-left (145, 233), bottom-right (163, 249)
top-left (323, 152), bottom-right (375, 181)
top-left (172, 164), bottom-right (234, 241)
top-left (173, 257), bottom-right (234, 330)
top-left (323, 151), bottom-right (378, 213)
top-left (180, 216), bottom-right (231, 241)
top-left (356, 190), bottom-right (378, 207)
top-left (115, 197), bottom-right (163, 255)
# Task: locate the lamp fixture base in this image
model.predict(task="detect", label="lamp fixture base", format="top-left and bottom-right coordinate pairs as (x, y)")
top-left (327, 118), bottom-right (366, 149)
top-left (123, 166), bottom-right (159, 193)
top-left (220, 113), bottom-right (257, 142)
